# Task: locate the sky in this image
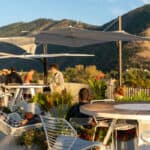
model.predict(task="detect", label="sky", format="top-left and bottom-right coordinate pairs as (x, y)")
top-left (0, 0), bottom-right (150, 27)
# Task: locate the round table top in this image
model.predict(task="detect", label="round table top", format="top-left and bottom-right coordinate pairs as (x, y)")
top-left (80, 102), bottom-right (150, 121)
top-left (4, 84), bottom-right (48, 89)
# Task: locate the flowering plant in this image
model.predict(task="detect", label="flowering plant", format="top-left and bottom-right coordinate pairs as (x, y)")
top-left (88, 79), bottom-right (107, 99)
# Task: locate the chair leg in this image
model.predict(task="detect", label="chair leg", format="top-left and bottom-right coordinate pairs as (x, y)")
top-left (111, 130), bottom-right (115, 150)
top-left (92, 126), bottom-right (98, 142)
top-left (103, 119), bottom-right (117, 145)
top-left (115, 130), bottom-right (117, 150)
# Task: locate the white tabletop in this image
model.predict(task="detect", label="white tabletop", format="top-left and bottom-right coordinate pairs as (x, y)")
top-left (80, 103), bottom-right (150, 121)
top-left (3, 84), bottom-right (48, 89)
top-left (114, 103), bottom-right (150, 111)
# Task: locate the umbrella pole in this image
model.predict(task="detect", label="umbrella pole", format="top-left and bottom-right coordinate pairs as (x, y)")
top-left (43, 44), bottom-right (48, 84)
top-left (118, 16), bottom-right (122, 86)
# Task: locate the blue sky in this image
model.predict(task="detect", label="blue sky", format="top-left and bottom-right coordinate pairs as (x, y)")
top-left (0, 0), bottom-right (150, 27)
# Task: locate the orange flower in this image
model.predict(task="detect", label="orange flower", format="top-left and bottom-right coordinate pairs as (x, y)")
top-left (95, 72), bottom-right (105, 80)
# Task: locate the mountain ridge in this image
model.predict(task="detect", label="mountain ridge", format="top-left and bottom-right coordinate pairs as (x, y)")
top-left (0, 4), bottom-right (149, 71)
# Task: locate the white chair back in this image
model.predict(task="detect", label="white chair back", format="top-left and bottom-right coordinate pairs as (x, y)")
top-left (90, 99), bottom-right (115, 104)
top-left (139, 131), bottom-right (150, 150)
top-left (40, 115), bottom-right (77, 150)
top-left (141, 131), bottom-right (150, 144)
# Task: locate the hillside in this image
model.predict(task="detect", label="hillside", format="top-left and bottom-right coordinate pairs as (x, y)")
top-left (101, 4), bottom-right (150, 34)
top-left (0, 19), bottom-right (98, 37)
top-left (0, 4), bottom-right (150, 72)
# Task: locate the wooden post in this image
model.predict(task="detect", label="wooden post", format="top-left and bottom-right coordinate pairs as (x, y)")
top-left (43, 44), bottom-right (48, 84)
top-left (118, 16), bottom-right (122, 86)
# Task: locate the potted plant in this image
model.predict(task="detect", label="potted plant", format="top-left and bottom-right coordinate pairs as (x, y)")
top-left (88, 78), bottom-right (107, 100)
top-left (47, 91), bottom-right (73, 118)
top-left (31, 91), bottom-right (73, 118)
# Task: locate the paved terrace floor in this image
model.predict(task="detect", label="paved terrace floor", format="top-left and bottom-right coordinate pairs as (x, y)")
top-left (0, 132), bottom-right (39, 150)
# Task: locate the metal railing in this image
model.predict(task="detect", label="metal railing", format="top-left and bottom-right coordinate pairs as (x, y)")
top-left (126, 87), bottom-right (150, 97)
top-left (106, 85), bottom-right (150, 99)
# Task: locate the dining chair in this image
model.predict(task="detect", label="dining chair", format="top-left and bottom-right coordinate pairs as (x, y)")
top-left (40, 115), bottom-right (103, 150)
top-left (0, 92), bottom-right (12, 107)
top-left (141, 131), bottom-right (150, 144)
top-left (90, 99), bottom-right (115, 103)
top-left (90, 99), bottom-right (115, 128)
top-left (90, 99), bottom-right (137, 149)
top-left (90, 99), bottom-right (137, 129)
top-left (139, 131), bottom-right (150, 150)
top-left (69, 117), bottom-right (94, 127)
top-left (90, 99), bottom-right (115, 145)
top-left (69, 117), bottom-right (97, 142)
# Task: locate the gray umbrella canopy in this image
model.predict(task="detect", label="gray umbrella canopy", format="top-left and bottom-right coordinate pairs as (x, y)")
top-left (0, 27), bottom-right (149, 84)
top-left (35, 27), bottom-right (150, 84)
top-left (0, 37), bottom-right (36, 53)
top-left (0, 27), bottom-right (150, 51)
top-left (35, 27), bottom-right (150, 47)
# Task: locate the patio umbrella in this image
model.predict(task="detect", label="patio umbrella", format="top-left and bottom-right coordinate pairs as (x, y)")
top-left (35, 27), bottom-right (150, 47)
top-left (35, 27), bottom-right (150, 84)
top-left (0, 53), bottom-right (94, 59)
top-left (0, 51), bottom-right (94, 83)
top-left (0, 27), bottom-right (150, 84)
top-left (0, 37), bottom-right (36, 52)
top-left (1, 27), bottom-right (150, 50)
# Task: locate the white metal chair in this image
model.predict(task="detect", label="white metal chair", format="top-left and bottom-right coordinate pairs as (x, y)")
top-left (69, 117), bottom-right (97, 142)
top-left (90, 99), bottom-right (115, 128)
top-left (90, 99), bottom-right (137, 149)
top-left (90, 99), bottom-right (136, 129)
top-left (141, 131), bottom-right (150, 144)
top-left (40, 115), bottom-right (102, 150)
top-left (0, 92), bottom-right (12, 107)
top-left (139, 131), bottom-right (150, 150)
top-left (90, 99), bottom-right (115, 103)
top-left (90, 99), bottom-right (115, 143)
top-left (69, 117), bottom-right (93, 127)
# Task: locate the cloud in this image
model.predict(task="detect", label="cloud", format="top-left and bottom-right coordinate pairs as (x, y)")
top-left (140, 0), bottom-right (150, 4)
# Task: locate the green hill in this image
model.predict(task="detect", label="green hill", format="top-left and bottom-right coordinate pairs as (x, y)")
top-left (0, 4), bottom-right (150, 72)
top-left (0, 18), bottom-right (98, 37)
top-left (101, 4), bottom-right (150, 34)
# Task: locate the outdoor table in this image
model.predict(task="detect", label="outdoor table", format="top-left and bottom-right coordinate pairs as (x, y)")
top-left (3, 84), bottom-right (48, 109)
top-left (80, 102), bottom-right (150, 149)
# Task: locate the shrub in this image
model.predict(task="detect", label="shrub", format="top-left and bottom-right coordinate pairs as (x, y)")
top-left (123, 68), bottom-right (150, 88)
top-left (17, 129), bottom-right (47, 150)
top-left (64, 65), bottom-right (103, 83)
top-left (17, 129), bottom-right (36, 147)
top-left (116, 92), bottom-right (150, 102)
